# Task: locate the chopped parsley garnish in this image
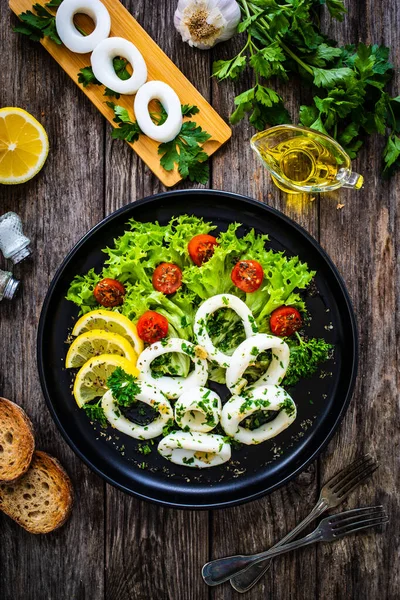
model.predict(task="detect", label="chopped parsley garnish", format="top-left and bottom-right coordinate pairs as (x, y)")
top-left (107, 367), bottom-right (141, 407)
top-left (82, 399), bottom-right (108, 428)
top-left (283, 333), bottom-right (333, 388)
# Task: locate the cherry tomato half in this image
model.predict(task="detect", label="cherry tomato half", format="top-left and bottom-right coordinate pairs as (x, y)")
top-left (231, 260), bottom-right (264, 293)
top-left (152, 263), bottom-right (182, 295)
top-left (93, 278), bottom-right (126, 307)
top-left (137, 311), bottom-right (169, 344)
top-left (188, 234), bottom-right (218, 266)
top-left (269, 306), bottom-right (303, 337)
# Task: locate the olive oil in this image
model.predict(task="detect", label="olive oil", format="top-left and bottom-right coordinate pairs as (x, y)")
top-left (251, 125), bottom-right (363, 194)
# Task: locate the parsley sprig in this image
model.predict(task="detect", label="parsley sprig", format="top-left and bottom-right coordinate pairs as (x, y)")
top-left (107, 367), bottom-right (141, 407)
top-left (107, 101), bottom-right (211, 184)
top-left (214, 0), bottom-right (400, 174)
top-left (13, 0), bottom-right (63, 44)
top-left (283, 333), bottom-right (332, 388)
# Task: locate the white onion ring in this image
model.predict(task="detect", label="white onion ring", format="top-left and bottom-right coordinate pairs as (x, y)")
top-left (225, 333), bottom-right (290, 395)
top-left (221, 385), bottom-right (296, 445)
top-left (133, 81), bottom-right (182, 143)
top-left (194, 294), bottom-right (257, 368)
top-left (137, 338), bottom-right (208, 399)
top-left (101, 383), bottom-right (173, 440)
top-left (56, 0), bottom-right (111, 54)
top-left (174, 386), bottom-right (221, 433)
top-left (158, 431), bottom-right (231, 468)
top-left (91, 37), bottom-right (147, 95)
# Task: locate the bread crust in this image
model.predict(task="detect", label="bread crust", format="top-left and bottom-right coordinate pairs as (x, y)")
top-left (0, 397), bottom-right (35, 483)
top-left (0, 451), bottom-right (74, 534)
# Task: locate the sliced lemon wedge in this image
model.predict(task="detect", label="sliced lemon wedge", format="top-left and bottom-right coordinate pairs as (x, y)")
top-left (0, 107), bottom-right (49, 184)
top-left (72, 309), bottom-right (144, 356)
top-left (66, 329), bottom-right (137, 369)
top-left (73, 354), bottom-right (139, 407)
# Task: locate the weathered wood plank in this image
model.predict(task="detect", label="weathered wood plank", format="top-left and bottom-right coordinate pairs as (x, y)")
top-left (0, 7), bottom-right (105, 600)
top-left (317, 2), bottom-right (400, 599)
top-left (104, 3), bottom-right (209, 600)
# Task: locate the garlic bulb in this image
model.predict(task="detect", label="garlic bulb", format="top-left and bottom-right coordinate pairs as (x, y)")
top-left (174, 0), bottom-right (241, 50)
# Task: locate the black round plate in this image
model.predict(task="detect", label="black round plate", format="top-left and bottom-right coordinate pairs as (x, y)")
top-left (37, 190), bottom-right (358, 509)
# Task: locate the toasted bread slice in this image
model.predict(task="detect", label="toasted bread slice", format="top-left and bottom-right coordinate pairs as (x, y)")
top-left (0, 397), bottom-right (35, 483)
top-left (0, 451), bottom-right (73, 534)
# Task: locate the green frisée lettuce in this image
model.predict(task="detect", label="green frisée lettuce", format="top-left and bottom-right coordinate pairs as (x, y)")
top-left (66, 214), bottom-right (326, 380)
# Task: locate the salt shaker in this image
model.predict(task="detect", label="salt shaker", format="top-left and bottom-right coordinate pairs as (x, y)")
top-left (0, 212), bottom-right (32, 264)
top-left (0, 269), bottom-right (20, 301)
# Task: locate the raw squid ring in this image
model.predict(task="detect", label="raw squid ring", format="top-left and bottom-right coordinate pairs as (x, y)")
top-left (56, 0), bottom-right (111, 54)
top-left (158, 431), bottom-right (231, 468)
top-left (221, 384), bottom-right (297, 445)
top-left (91, 37), bottom-right (147, 95)
top-left (225, 333), bottom-right (290, 395)
top-left (133, 81), bottom-right (182, 143)
top-left (194, 294), bottom-right (258, 369)
top-left (101, 382), bottom-right (173, 440)
top-left (174, 386), bottom-right (222, 433)
top-left (136, 338), bottom-right (208, 400)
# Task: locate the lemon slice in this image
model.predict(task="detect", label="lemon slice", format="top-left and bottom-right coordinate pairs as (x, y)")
top-left (73, 354), bottom-right (139, 407)
top-left (72, 309), bottom-right (143, 356)
top-left (0, 107), bottom-right (49, 185)
top-left (66, 330), bottom-right (137, 369)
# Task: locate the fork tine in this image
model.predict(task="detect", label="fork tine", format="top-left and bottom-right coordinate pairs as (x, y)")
top-left (335, 463), bottom-right (379, 499)
top-left (333, 516), bottom-right (388, 537)
top-left (330, 457), bottom-right (378, 494)
top-left (324, 454), bottom-right (374, 490)
top-left (330, 506), bottom-right (385, 528)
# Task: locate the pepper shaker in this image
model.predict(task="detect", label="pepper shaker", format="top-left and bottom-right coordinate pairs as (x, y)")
top-left (0, 269), bottom-right (20, 301)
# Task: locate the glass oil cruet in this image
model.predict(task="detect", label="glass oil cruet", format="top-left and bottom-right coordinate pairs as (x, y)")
top-left (250, 124), bottom-right (364, 194)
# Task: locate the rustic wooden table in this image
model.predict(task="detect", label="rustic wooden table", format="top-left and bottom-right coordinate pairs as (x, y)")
top-left (1, 1), bottom-right (399, 599)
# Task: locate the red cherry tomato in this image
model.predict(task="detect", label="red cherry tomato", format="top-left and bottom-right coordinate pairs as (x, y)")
top-left (93, 278), bottom-right (126, 307)
top-left (188, 234), bottom-right (218, 266)
top-left (231, 260), bottom-right (264, 293)
top-left (269, 306), bottom-right (303, 337)
top-left (152, 263), bottom-right (182, 295)
top-left (137, 311), bottom-right (169, 344)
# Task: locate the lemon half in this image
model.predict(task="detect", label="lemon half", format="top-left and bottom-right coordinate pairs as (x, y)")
top-left (0, 107), bottom-right (49, 184)
top-left (72, 309), bottom-right (143, 356)
top-left (66, 329), bottom-right (137, 369)
top-left (73, 354), bottom-right (139, 407)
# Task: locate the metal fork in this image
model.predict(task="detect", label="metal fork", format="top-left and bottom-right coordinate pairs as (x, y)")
top-left (202, 506), bottom-right (388, 587)
top-left (229, 453), bottom-right (378, 593)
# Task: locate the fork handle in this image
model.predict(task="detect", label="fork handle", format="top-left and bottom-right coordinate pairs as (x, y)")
top-left (230, 499), bottom-right (328, 593)
top-left (202, 529), bottom-right (323, 587)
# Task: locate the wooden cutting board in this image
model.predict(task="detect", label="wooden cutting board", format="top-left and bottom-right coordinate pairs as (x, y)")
top-left (9, 0), bottom-right (232, 186)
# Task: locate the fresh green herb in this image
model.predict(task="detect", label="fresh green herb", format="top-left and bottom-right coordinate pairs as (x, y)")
top-left (106, 102), bottom-right (212, 183)
top-left (182, 456), bottom-right (195, 465)
top-left (14, 2), bottom-right (62, 44)
top-left (279, 398), bottom-right (296, 418)
top-left (106, 102), bottom-right (142, 143)
top-left (158, 121), bottom-right (211, 184)
top-left (83, 399), bottom-right (108, 428)
top-left (283, 333), bottom-right (333, 388)
top-left (138, 443), bottom-right (152, 455)
top-left (107, 367), bottom-right (141, 407)
top-left (77, 58), bottom-right (131, 98)
top-left (213, 0), bottom-right (400, 174)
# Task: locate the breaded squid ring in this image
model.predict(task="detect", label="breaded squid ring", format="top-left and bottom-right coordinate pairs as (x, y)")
top-left (91, 37), bottom-right (147, 95)
top-left (225, 333), bottom-right (290, 395)
top-left (194, 294), bottom-right (258, 368)
top-left (137, 338), bottom-right (208, 399)
top-left (134, 81), bottom-right (182, 143)
top-left (101, 383), bottom-right (173, 440)
top-left (221, 384), bottom-right (297, 445)
top-left (56, 0), bottom-right (111, 54)
top-left (158, 431), bottom-right (231, 468)
top-left (174, 386), bottom-right (221, 433)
